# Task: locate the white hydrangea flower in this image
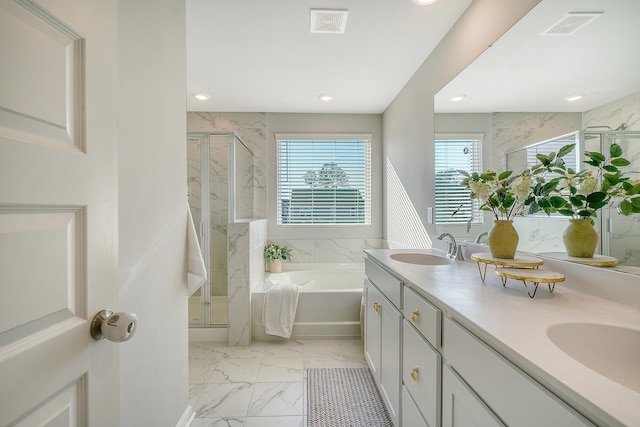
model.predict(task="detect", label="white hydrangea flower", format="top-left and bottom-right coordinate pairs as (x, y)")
top-left (512, 175), bottom-right (531, 201)
top-left (469, 180), bottom-right (491, 201)
top-left (578, 173), bottom-right (597, 195)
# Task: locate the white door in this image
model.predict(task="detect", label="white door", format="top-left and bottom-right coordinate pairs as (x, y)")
top-left (0, 0), bottom-right (119, 425)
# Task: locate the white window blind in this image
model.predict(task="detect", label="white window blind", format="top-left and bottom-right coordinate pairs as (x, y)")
top-left (276, 135), bottom-right (371, 225)
top-left (434, 135), bottom-right (483, 224)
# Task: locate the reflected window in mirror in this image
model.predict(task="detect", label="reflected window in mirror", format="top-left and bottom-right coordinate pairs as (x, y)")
top-left (434, 133), bottom-right (483, 225)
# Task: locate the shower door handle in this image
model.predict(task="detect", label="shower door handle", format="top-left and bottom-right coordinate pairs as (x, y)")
top-left (90, 309), bottom-right (138, 342)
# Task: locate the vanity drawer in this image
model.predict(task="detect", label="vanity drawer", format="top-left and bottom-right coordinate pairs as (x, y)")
top-left (443, 318), bottom-right (595, 427)
top-left (403, 320), bottom-right (440, 427)
top-left (403, 286), bottom-right (441, 348)
top-left (365, 258), bottom-right (402, 308)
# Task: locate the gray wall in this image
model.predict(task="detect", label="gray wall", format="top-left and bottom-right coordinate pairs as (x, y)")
top-left (382, 0), bottom-right (541, 249)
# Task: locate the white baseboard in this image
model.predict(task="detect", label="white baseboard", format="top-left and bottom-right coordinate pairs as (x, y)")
top-left (176, 405), bottom-right (195, 427)
top-left (189, 327), bottom-right (227, 342)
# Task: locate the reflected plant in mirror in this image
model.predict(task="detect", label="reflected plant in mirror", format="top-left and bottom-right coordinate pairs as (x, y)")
top-left (528, 142), bottom-right (640, 258)
top-left (528, 143), bottom-right (640, 219)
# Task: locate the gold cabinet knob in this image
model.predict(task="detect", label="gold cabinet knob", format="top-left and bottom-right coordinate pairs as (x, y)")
top-left (410, 309), bottom-right (420, 324)
top-left (410, 366), bottom-right (420, 382)
top-left (373, 301), bottom-right (381, 313)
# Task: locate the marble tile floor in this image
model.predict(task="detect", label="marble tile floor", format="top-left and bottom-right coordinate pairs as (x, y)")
top-left (189, 337), bottom-right (367, 427)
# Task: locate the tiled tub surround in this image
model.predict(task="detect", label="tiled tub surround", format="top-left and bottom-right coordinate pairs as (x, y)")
top-left (365, 247), bottom-right (640, 426)
top-left (188, 338), bottom-right (367, 426)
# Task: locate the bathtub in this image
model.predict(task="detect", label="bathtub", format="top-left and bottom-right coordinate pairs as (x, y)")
top-left (251, 263), bottom-right (365, 340)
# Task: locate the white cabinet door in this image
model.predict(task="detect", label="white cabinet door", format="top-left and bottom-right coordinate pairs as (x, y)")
top-left (403, 321), bottom-right (440, 427)
top-left (403, 387), bottom-right (430, 427)
top-left (364, 280), bottom-right (382, 381)
top-left (442, 365), bottom-right (505, 427)
top-left (380, 295), bottom-right (402, 426)
top-left (0, 1), bottom-right (119, 425)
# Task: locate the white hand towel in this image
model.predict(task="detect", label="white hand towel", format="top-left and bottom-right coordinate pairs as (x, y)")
top-left (262, 282), bottom-right (302, 339)
top-left (187, 202), bottom-right (207, 296)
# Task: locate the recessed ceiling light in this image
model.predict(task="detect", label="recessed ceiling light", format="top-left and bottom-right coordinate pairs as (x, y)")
top-left (565, 95), bottom-right (584, 102)
top-left (193, 92), bottom-right (211, 101)
top-left (412, 0), bottom-right (437, 5)
top-left (318, 94), bottom-right (333, 102)
top-left (450, 94), bottom-right (466, 102)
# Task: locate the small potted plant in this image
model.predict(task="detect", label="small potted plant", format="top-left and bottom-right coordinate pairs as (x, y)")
top-left (264, 242), bottom-right (293, 273)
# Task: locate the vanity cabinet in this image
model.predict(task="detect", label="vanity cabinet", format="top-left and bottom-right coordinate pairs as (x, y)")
top-left (442, 364), bottom-right (504, 427)
top-left (443, 317), bottom-right (596, 427)
top-left (364, 259), bottom-right (402, 426)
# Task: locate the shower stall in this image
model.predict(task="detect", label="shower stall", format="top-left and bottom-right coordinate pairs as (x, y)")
top-left (583, 129), bottom-right (640, 267)
top-left (187, 131), bottom-right (254, 329)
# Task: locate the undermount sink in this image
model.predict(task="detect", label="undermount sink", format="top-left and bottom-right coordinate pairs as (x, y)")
top-left (547, 322), bottom-right (640, 393)
top-left (389, 252), bottom-right (453, 266)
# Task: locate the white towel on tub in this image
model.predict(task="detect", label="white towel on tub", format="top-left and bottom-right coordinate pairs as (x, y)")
top-left (262, 282), bottom-right (302, 338)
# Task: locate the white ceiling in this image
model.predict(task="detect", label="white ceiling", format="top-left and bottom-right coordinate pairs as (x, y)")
top-left (186, 0), bottom-right (640, 115)
top-left (435, 0), bottom-right (640, 113)
top-left (186, 0), bottom-right (472, 113)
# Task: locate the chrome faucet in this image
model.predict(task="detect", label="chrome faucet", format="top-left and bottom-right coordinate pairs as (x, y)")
top-left (437, 232), bottom-right (463, 260)
top-left (475, 231), bottom-right (488, 244)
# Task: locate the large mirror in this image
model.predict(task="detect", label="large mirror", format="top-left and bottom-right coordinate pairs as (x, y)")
top-left (434, 0), bottom-right (640, 272)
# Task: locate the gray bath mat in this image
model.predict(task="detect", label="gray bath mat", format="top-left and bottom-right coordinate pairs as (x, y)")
top-left (307, 367), bottom-right (393, 427)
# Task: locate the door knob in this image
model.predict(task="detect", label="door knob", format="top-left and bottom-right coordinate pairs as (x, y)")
top-left (90, 309), bottom-right (138, 342)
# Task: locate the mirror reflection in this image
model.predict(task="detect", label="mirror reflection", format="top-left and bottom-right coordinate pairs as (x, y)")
top-left (433, 0), bottom-right (640, 272)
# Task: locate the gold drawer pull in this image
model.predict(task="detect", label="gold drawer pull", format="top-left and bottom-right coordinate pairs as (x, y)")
top-left (373, 301), bottom-right (381, 313)
top-left (410, 366), bottom-right (420, 382)
top-left (410, 309), bottom-right (420, 324)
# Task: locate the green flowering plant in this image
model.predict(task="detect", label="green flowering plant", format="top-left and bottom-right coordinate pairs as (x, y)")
top-left (527, 143), bottom-right (640, 219)
top-left (458, 169), bottom-right (533, 221)
top-left (263, 243), bottom-right (293, 261)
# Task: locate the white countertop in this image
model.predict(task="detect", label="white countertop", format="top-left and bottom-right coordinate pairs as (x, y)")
top-left (364, 248), bottom-right (640, 427)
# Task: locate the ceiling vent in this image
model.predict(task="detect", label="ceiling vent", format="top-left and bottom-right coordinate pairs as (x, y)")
top-left (542, 12), bottom-right (603, 36)
top-left (310, 9), bottom-right (348, 34)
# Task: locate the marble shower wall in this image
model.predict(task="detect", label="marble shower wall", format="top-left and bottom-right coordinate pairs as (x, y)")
top-left (583, 91), bottom-right (640, 265)
top-left (227, 219), bottom-right (267, 346)
top-left (188, 112), bottom-right (267, 220)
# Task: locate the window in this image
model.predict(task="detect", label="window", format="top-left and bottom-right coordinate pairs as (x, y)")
top-left (276, 134), bottom-right (372, 225)
top-left (434, 134), bottom-right (483, 225)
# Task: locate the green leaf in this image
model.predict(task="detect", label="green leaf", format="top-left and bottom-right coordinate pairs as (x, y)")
top-left (557, 144), bottom-right (576, 158)
top-left (586, 151), bottom-right (606, 162)
top-left (570, 195), bottom-right (585, 206)
top-left (536, 154), bottom-right (551, 166)
top-left (586, 192), bottom-right (607, 203)
top-left (610, 143), bottom-right (623, 157)
top-left (498, 170), bottom-right (513, 181)
top-left (480, 172), bottom-right (495, 181)
top-left (457, 170), bottom-right (470, 178)
top-left (611, 158), bottom-right (631, 167)
top-left (538, 198), bottom-right (551, 208)
top-left (549, 196), bottom-right (567, 209)
top-left (577, 209), bottom-right (594, 218)
top-left (619, 199), bottom-right (633, 215)
top-left (502, 195), bottom-right (515, 209)
top-left (588, 200), bottom-right (608, 210)
top-left (603, 165), bottom-right (619, 173)
top-left (557, 209), bottom-right (575, 217)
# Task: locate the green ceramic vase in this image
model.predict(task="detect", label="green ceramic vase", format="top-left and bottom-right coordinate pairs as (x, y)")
top-left (487, 220), bottom-right (519, 259)
top-left (563, 219), bottom-right (598, 258)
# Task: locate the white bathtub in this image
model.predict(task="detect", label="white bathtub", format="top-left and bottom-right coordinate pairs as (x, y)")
top-left (251, 263), bottom-right (365, 340)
